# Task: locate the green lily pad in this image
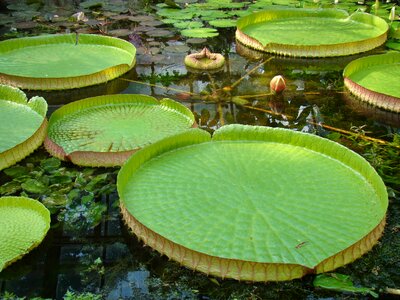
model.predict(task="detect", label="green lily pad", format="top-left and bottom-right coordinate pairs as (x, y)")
top-left (45, 94), bottom-right (196, 167)
top-left (209, 19), bottom-right (237, 28)
top-left (0, 85), bottom-right (47, 171)
top-left (118, 124), bottom-right (387, 281)
top-left (0, 196), bottom-right (51, 271)
top-left (343, 51), bottom-right (400, 112)
top-left (314, 273), bottom-right (378, 298)
top-left (236, 8), bottom-right (389, 57)
top-left (181, 27), bottom-right (219, 38)
top-left (0, 34), bottom-right (136, 90)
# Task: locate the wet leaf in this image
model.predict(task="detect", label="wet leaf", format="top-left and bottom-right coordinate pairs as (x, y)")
top-left (0, 181), bottom-right (22, 195)
top-left (3, 166), bottom-right (29, 178)
top-left (85, 173), bottom-right (108, 192)
top-left (40, 157), bottom-right (61, 172)
top-left (181, 27), bottom-right (219, 38)
top-left (42, 193), bottom-right (68, 209)
top-left (313, 273), bottom-right (379, 298)
top-left (21, 178), bottom-right (48, 194)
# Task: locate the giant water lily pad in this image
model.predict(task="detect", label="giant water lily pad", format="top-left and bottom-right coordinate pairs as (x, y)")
top-left (0, 85), bottom-right (47, 171)
top-left (0, 196), bottom-right (51, 271)
top-left (0, 33), bottom-right (136, 90)
top-left (343, 51), bottom-right (400, 112)
top-left (45, 94), bottom-right (196, 167)
top-left (118, 125), bottom-right (387, 281)
top-left (236, 8), bottom-right (388, 57)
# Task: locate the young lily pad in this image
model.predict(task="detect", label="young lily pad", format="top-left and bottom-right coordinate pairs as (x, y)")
top-left (208, 19), bottom-right (237, 28)
top-left (0, 33), bottom-right (136, 90)
top-left (236, 8), bottom-right (389, 57)
top-left (343, 51), bottom-right (400, 112)
top-left (118, 124), bottom-right (387, 281)
top-left (0, 196), bottom-right (51, 271)
top-left (0, 85), bottom-right (47, 171)
top-left (45, 94), bottom-right (196, 167)
top-left (181, 27), bottom-right (219, 38)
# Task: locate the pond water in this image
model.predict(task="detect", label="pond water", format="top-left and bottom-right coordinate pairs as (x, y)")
top-left (0, 1), bottom-right (399, 299)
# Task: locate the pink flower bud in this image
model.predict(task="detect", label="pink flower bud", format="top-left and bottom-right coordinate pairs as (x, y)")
top-left (270, 75), bottom-right (286, 93)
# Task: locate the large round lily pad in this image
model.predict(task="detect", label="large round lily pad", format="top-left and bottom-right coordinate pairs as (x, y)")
top-left (118, 125), bottom-right (388, 281)
top-left (0, 196), bottom-right (51, 271)
top-left (343, 51), bottom-right (400, 112)
top-left (0, 33), bottom-right (136, 90)
top-left (45, 94), bottom-right (196, 167)
top-left (0, 84), bottom-right (47, 171)
top-left (236, 8), bottom-right (388, 57)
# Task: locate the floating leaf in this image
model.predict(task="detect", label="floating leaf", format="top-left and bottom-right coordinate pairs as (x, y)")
top-left (21, 178), bottom-right (48, 194)
top-left (181, 27), bottom-right (219, 38)
top-left (173, 21), bottom-right (203, 29)
top-left (0, 34), bottom-right (136, 90)
top-left (118, 125), bottom-right (387, 281)
top-left (209, 19), bottom-right (237, 28)
top-left (0, 85), bottom-right (48, 171)
top-left (343, 52), bottom-right (400, 112)
top-left (0, 196), bottom-right (50, 271)
top-left (45, 95), bottom-right (196, 167)
top-left (313, 273), bottom-right (379, 298)
top-left (236, 8), bottom-right (389, 57)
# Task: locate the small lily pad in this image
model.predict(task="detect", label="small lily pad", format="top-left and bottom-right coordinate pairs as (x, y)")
top-left (181, 27), bottom-right (219, 38)
top-left (314, 273), bottom-right (379, 298)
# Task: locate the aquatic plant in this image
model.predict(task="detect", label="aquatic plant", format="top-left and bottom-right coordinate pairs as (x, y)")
top-left (0, 34), bottom-right (136, 90)
top-left (236, 8), bottom-right (389, 57)
top-left (343, 51), bottom-right (400, 112)
top-left (184, 47), bottom-right (225, 71)
top-left (118, 124), bottom-right (387, 281)
top-left (269, 75), bottom-right (286, 93)
top-left (45, 94), bottom-right (196, 167)
top-left (0, 196), bottom-right (50, 271)
top-left (0, 85), bottom-right (47, 171)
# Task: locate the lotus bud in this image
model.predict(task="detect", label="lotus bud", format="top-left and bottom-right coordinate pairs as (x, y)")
top-left (270, 75), bottom-right (286, 94)
top-left (389, 6), bottom-right (396, 22)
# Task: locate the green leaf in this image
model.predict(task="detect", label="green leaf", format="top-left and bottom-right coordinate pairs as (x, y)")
top-left (313, 273), bottom-right (379, 298)
top-left (3, 166), bottom-right (29, 178)
top-left (0, 196), bottom-right (50, 271)
top-left (236, 8), bottom-right (389, 57)
top-left (173, 21), bottom-right (203, 29)
top-left (40, 157), bottom-right (61, 172)
top-left (118, 124), bottom-right (387, 281)
top-left (181, 27), bottom-right (219, 38)
top-left (209, 19), bottom-right (237, 28)
top-left (21, 178), bottom-right (48, 194)
top-left (0, 181), bottom-right (22, 195)
top-left (344, 51), bottom-right (400, 97)
top-left (46, 94), bottom-right (195, 167)
top-left (0, 34), bottom-right (136, 90)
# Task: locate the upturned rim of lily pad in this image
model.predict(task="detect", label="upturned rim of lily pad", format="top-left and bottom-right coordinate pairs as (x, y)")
top-left (0, 196), bottom-right (51, 271)
top-left (343, 51), bottom-right (400, 112)
top-left (0, 84), bottom-right (48, 171)
top-left (0, 33), bottom-right (136, 90)
top-left (184, 47), bottom-right (225, 71)
top-left (235, 8), bottom-right (388, 57)
top-left (44, 94), bottom-right (197, 167)
top-left (118, 124), bottom-right (387, 281)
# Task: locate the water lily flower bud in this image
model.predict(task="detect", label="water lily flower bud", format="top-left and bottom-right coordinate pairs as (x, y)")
top-left (389, 6), bottom-right (396, 22)
top-left (270, 75), bottom-right (286, 93)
